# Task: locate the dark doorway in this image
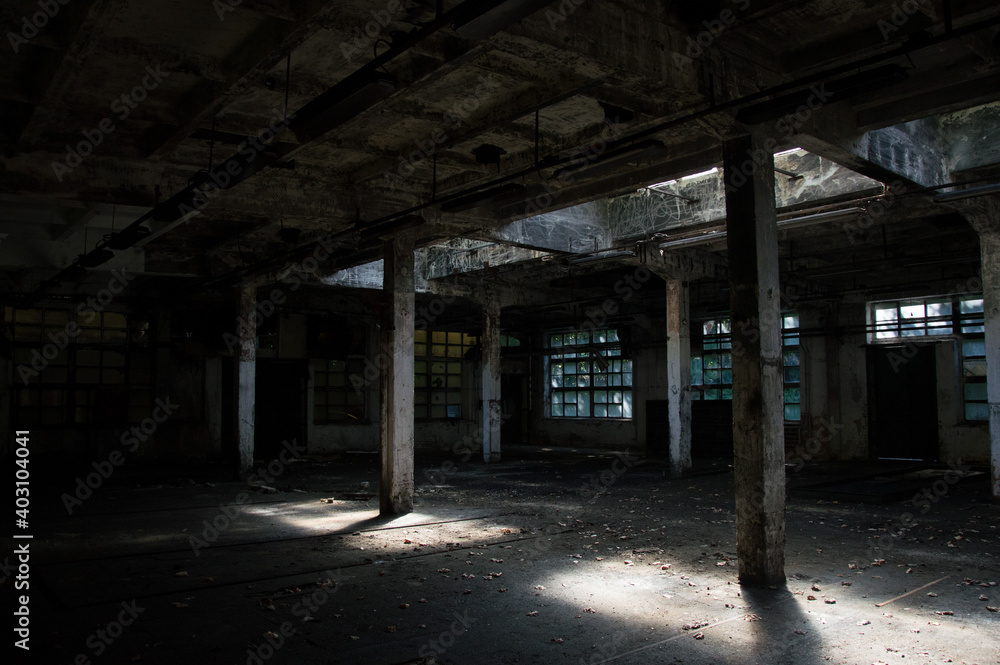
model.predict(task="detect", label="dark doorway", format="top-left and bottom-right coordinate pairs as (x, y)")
top-left (255, 360), bottom-right (308, 461)
top-left (645, 399), bottom-right (669, 457)
top-left (501, 374), bottom-right (524, 445)
top-left (691, 400), bottom-right (734, 459)
top-left (868, 345), bottom-right (938, 461)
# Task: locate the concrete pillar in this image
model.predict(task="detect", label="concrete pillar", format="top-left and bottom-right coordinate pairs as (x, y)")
top-left (666, 279), bottom-right (692, 478)
top-left (235, 283), bottom-right (256, 478)
top-left (482, 293), bottom-right (502, 463)
top-left (723, 133), bottom-right (786, 587)
top-left (380, 233), bottom-right (416, 515)
top-left (981, 232), bottom-right (1000, 499)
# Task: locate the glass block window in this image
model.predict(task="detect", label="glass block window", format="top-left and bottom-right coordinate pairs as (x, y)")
top-left (782, 314), bottom-right (801, 421)
top-left (691, 314), bottom-right (802, 421)
top-left (547, 329), bottom-right (632, 419)
top-left (415, 330), bottom-right (477, 419)
top-left (7, 308), bottom-right (151, 427)
top-left (868, 295), bottom-right (986, 421)
top-left (312, 358), bottom-right (366, 424)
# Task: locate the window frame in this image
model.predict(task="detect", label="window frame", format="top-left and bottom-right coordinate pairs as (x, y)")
top-left (545, 328), bottom-right (633, 420)
top-left (414, 330), bottom-right (477, 420)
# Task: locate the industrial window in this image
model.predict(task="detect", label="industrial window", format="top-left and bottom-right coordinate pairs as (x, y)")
top-left (414, 330), bottom-right (477, 419)
top-left (500, 334), bottom-right (522, 347)
top-left (547, 329), bottom-right (632, 419)
top-left (868, 295), bottom-right (987, 421)
top-left (782, 314), bottom-right (801, 421)
top-left (690, 314), bottom-right (802, 421)
top-left (312, 358), bottom-right (365, 424)
top-left (5, 307), bottom-right (152, 427)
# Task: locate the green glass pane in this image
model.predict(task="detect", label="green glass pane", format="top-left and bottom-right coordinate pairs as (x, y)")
top-left (784, 404), bottom-right (801, 421)
top-left (964, 382), bottom-right (988, 401)
top-left (784, 387), bottom-right (800, 404)
top-left (965, 403), bottom-right (989, 421)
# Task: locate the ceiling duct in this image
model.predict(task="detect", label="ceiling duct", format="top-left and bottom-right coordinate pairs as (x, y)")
top-left (553, 139), bottom-right (667, 180)
top-left (288, 71), bottom-right (398, 144)
top-left (440, 184), bottom-right (526, 213)
top-left (106, 224), bottom-right (151, 250)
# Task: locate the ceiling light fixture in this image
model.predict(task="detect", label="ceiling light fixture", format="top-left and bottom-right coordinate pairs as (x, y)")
top-left (933, 182), bottom-right (1000, 203)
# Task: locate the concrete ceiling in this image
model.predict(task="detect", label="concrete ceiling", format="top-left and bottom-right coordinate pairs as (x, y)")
top-left (1, 0), bottom-right (999, 309)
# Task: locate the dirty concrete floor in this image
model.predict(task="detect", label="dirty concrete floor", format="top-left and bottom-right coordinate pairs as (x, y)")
top-left (18, 447), bottom-right (1000, 665)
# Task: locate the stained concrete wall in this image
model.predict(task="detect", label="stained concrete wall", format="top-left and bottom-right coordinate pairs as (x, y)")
top-left (935, 341), bottom-right (990, 464)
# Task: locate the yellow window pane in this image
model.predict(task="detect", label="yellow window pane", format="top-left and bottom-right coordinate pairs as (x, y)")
top-left (18, 309), bottom-right (42, 324)
top-left (77, 350), bottom-right (101, 366)
top-left (447, 376), bottom-right (461, 388)
top-left (45, 310), bottom-right (69, 325)
top-left (431, 405), bottom-right (446, 418)
top-left (448, 332), bottom-right (462, 345)
top-left (415, 361), bottom-right (427, 373)
top-left (415, 330), bottom-right (427, 343)
top-left (447, 362), bottom-right (461, 374)
top-left (104, 312), bottom-right (127, 328)
top-left (431, 345), bottom-right (446, 357)
top-left (432, 331), bottom-right (446, 344)
top-left (415, 375), bottom-right (427, 388)
top-left (103, 329), bottom-right (127, 344)
top-left (447, 392), bottom-right (461, 404)
top-left (16, 326), bottom-right (42, 342)
top-left (431, 362), bottom-right (446, 374)
top-left (414, 343), bottom-right (427, 356)
top-left (447, 346), bottom-right (463, 358)
top-left (431, 391), bottom-right (446, 404)
top-left (104, 352), bottom-right (126, 367)
top-left (463, 333), bottom-right (477, 345)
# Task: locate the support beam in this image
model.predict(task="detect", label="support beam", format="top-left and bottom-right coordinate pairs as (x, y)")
top-left (724, 133), bottom-right (786, 588)
top-left (981, 231), bottom-right (1000, 499)
top-left (666, 279), bottom-right (692, 478)
top-left (235, 282), bottom-right (257, 478)
top-left (482, 291), bottom-right (502, 463)
top-left (380, 232), bottom-right (416, 515)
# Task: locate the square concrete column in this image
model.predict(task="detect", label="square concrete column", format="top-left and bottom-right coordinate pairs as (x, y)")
top-left (235, 282), bottom-right (256, 479)
top-left (666, 279), bottom-right (692, 478)
top-left (724, 133), bottom-right (786, 587)
top-left (981, 232), bottom-right (1000, 499)
top-left (380, 232), bottom-right (416, 515)
top-left (482, 293), bottom-right (502, 463)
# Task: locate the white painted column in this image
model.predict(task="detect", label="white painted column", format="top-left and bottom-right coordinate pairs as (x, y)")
top-left (981, 231), bottom-right (1000, 499)
top-left (235, 282), bottom-right (256, 478)
top-left (482, 293), bottom-right (502, 463)
top-left (380, 232), bottom-right (415, 515)
top-left (666, 279), bottom-right (692, 478)
top-left (724, 133), bottom-right (786, 587)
